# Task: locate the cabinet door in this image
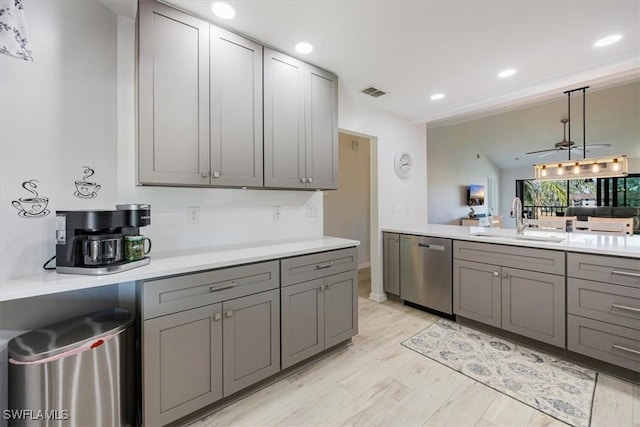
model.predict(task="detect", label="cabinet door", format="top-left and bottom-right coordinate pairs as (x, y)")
top-left (325, 270), bottom-right (359, 348)
top-left (502, 267), bottom-right (565, 347)
top-left (383, 233), bottom-right (400, 296)
top-left (453, 259), bottom-right (501, 328)
top-left (210, 26), bottom-right (263, 187)
top-left (305, 65), bottom-right (338, 190)
top-left (281, 278), bottom-right (325, 369)
top-left (222, 289), bottom-right (280, 396)
top-left (143, 303), bottom-right (222, 426)
top-left (138, 0), bottom-right (210, 186)
top-left (263, 48), bottom-right (306, 189)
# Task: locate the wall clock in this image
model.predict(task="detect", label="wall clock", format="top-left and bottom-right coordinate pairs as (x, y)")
top-left (394, 152), bottom-right (412, 179)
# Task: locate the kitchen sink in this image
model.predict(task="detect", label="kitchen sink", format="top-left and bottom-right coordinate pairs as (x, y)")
top-left (469, 231), bottom-right (566, 243)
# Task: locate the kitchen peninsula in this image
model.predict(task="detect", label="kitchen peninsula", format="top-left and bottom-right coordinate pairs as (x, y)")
top-left (382, 224), bottom-right (640, 377)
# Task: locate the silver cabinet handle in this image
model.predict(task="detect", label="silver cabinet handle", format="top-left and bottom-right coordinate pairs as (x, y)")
top-left (493, 271), bottom-right (499, 277)
top-left (213, 171), bottom-right (220, 178)
top-left (225, 310), bottom-right (233, 318)
top-left (213, 313), bottom-right (221, 322)
top-left (319, 284), bottom-right (325, 292)
top-left (308, 177), bottom-right (313, 183)
top-left (502, 272), bottom-right (509, 279)
top-left (612, 344), bottom-right (640, 356)
top-left (612, 270), bottom-right (640, 278)
top-left (612, 303), bottom-right (640, 313)
top-left (201, 171), bottom-right (209, 178)
top-left (210, 282), bottom-right (236, 292)
top-left (316, 262), bottom-right (333, 269)
top-left (300, 178), bottom-right (307, 183)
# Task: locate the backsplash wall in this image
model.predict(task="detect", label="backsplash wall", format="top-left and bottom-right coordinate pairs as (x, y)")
top-left (0, 0), bottom-right (323, 283)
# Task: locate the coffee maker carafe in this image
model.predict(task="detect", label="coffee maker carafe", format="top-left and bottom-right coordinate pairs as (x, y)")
top-left (55, 204), bottom-right (151, 275)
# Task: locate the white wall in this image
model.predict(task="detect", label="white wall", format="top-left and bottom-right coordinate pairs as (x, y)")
top-left (338, 89), bottom-right (428, 301)
top-left (426, 127), bottom-right (501, 224)
top-left (324, 134), bottom-right (371, 267)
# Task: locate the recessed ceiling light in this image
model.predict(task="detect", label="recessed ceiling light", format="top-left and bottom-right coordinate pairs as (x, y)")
top-left (295, 42), bottom-right (313, 54)
top-left (497, 69), bottom-right (517, 78)
top-left (211, 2), bottom-right (235, 19)
top-left (594, 34), bottom-right (622, 47)
top-left (430, 93), bottom-right (445, 101)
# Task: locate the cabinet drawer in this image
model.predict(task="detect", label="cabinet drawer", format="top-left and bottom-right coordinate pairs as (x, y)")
top-left (143, 261), bottom-right (279, 319)
top-left (568, 315), bottom-right (640, 372)
top-left (567, 253), bottom-right (640, 288)
top-left (281, 247), bottom-right (357, 287)
top-left (453, 240), bottom-right (565, 275)
top-left (568, 278), bottom-right (640, 330)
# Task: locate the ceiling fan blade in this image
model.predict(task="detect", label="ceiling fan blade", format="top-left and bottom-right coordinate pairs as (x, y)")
top-left (525, 148), bottom-right (559, 155)
top-left (585, 143), bottom-right (612, 149)
top-left (537, 151), bottom-right (561, 158)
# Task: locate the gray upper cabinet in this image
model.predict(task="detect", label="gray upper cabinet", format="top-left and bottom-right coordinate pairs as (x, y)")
top-left (264, 48), bottom-right (338, 190)
top-left (210, 26), bottom-right (263, 187)
top-left (138, 0), bottom-right (210, 186)
top-left (382, 232), bottom-right (400, 296)
top-left (139, 1), bottom-right (263, 188)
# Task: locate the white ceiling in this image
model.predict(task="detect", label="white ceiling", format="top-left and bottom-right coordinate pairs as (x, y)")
top-left (163, 0), bottom-right (639, 167)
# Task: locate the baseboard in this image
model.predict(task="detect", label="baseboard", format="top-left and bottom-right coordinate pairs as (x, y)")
top-left (358, 262), bottom-right (371, 270)
top-left (368, 292), bottom-right (387, 302)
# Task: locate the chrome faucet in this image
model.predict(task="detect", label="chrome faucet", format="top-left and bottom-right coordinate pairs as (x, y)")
top-left (510, 197), bottom-right (529, 234)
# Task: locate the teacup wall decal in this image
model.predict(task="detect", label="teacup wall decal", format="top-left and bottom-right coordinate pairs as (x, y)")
top-left (11, 179), bottom-right (50, 219)
top-left (73, 166), bottom-right (101, 199)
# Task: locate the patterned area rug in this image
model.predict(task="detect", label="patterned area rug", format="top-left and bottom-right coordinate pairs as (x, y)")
top-left (402, 319), bottom-right (597, 427)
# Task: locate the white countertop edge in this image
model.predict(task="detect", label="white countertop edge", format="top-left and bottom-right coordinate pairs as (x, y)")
top-left (0, 237), bottom-right (360, 302)
top-left (382, 224), bottom-right (640, 259)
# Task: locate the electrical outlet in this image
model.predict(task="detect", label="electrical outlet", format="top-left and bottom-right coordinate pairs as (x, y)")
top-left (306, 203), bottom-right (318, 217)
top-left (273, 206), bottom-right (282, 221)
top-left (188, 206), bottom-right (200, 224)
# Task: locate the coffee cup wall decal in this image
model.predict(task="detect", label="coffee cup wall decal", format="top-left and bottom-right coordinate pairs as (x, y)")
top-left (12, 179), bottom-right (50, 219)
top-left (74, 165), bottom-right (101, 199)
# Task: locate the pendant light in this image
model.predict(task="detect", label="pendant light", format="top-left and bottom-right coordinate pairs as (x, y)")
top-left (533, 86), bottom-right (628, 180)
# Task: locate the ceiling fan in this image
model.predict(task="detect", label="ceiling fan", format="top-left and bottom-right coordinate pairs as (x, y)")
top-left (526, 118), bottom-right (611, 158)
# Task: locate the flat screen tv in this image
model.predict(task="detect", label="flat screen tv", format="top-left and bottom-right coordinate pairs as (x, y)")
top-left (468, 184), bottom-right (485, 206)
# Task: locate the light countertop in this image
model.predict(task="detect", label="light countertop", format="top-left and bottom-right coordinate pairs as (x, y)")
top-left (0, 236), bottom-right (360, 302)
top-left (382, 224), bottom-right (640, 259)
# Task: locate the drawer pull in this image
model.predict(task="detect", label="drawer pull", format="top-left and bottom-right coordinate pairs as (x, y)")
top-left (316, 262), bottom-right (334, 270)
top-left (209, 282), bottom-right (237, 292)
top-left (612, 303), bottom-right (640, 313)
top-left (611, 270), bottom-right (640, 278)
top-left (612, 344), bottom-right (640, 356)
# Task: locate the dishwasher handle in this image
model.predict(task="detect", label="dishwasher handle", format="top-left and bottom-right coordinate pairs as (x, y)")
top-left (417, 243), bottom-right (446, 251)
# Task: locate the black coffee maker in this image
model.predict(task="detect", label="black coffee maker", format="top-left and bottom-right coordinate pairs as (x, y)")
top-left (55, 204), bottom-right (151, 275)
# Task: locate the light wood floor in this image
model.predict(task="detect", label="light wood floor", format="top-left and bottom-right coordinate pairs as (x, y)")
top-left (191, 269), bottom-right (640, 427)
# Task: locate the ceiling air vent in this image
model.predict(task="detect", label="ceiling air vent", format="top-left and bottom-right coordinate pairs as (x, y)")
top-left (361, 86), bottom-right (387, 98)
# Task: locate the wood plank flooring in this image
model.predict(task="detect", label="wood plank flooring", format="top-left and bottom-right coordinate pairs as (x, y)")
top-left (190, 269), bottom-right (640, 427)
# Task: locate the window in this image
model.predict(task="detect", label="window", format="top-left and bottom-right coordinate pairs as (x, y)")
top-left (516, 174), bottom-right (638, 219)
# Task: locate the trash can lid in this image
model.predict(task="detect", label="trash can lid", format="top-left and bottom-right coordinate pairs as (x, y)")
top-left (8, 308), bottom-right (134, 363)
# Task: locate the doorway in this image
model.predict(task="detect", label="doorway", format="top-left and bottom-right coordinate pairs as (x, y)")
top-left (324, 132), bottom-right (372, 295)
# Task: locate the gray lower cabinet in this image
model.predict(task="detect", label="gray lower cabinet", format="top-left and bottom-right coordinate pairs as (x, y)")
top-left (382, 232), bottom-right (400, 296)
top-left (264, 48), bottom-right (338, 190)
top-left (567, 253), bottom-right (640, 371)
top-left (281, 251), bottom-right (358, 369)
top-left (453, 241), bottom-right (566, 347)
top-left (141, 261), bottom-right (280, 425)
top-left (139, 0), bottom-right (263, 188)
top-left (143, 304), bottom-right (223, 426)
top-left (453, 259), bottom-right (502, 328)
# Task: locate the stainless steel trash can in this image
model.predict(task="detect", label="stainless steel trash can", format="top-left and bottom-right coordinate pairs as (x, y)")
top-left (7, 308), bottom-right (135, 426)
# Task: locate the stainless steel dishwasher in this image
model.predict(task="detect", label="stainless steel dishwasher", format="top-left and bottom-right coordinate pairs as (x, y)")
top-left (400, 235), bottom-right (453, 315)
